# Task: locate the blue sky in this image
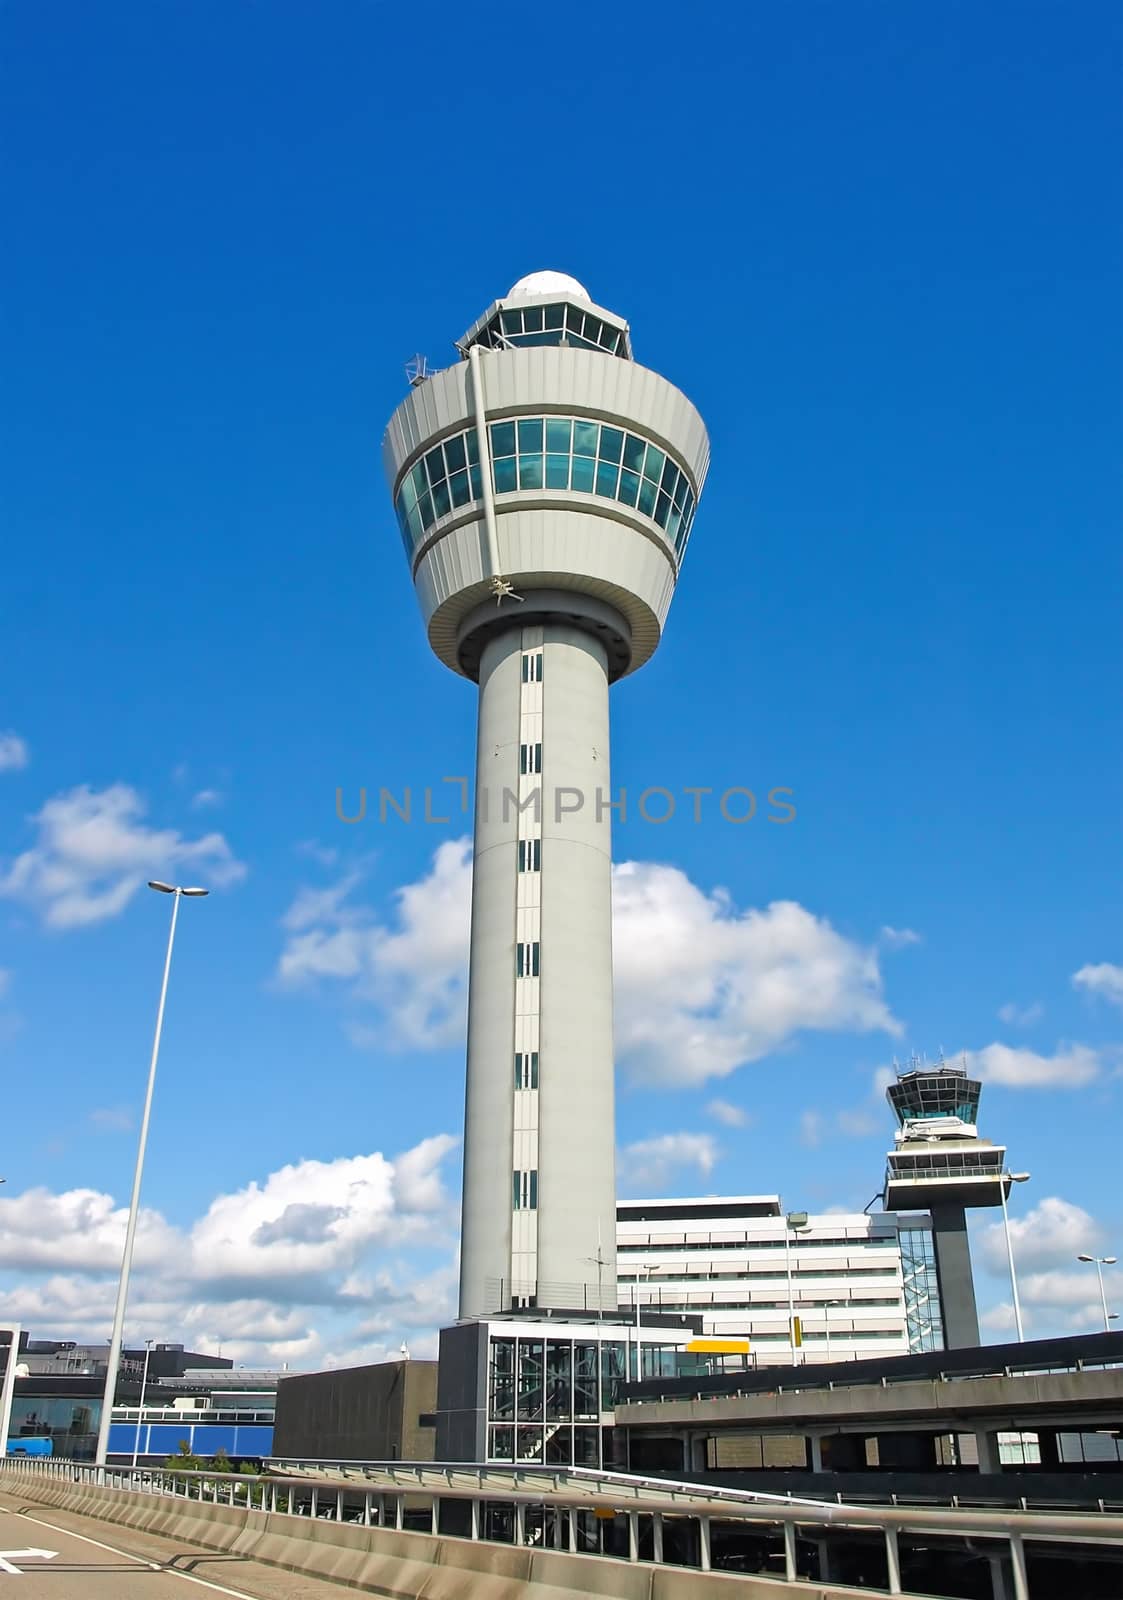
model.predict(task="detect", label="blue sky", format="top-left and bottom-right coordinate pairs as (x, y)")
top-left (1, 0), bottom-right (1120, 1364)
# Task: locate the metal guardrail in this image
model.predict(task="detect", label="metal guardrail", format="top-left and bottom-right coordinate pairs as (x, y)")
top-left (3, 1454), bottom-right (1122, 1598)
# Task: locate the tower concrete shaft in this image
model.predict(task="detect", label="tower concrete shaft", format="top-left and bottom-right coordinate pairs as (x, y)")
top-left (461, 622), bottom-right (616, 1317)
top-left (383, 273), bottom-right (709, 1321)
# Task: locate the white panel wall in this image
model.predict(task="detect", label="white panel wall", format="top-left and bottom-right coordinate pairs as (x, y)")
top-left (536, 625), bottom-right (616, 1309)
top-left (459, 633), bottom-right (521, 1318)
top-left (616, 1210), bottom-right (910, 1365)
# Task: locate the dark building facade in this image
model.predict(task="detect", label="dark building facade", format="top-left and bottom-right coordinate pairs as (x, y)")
top-left (272, 1360), bottom-right (438, 1463)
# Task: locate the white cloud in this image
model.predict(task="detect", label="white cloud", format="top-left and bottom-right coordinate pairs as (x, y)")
top-left (836, 1107), bottom-right (882, 1137)
top-left (89, 1106), bottom-right (133, 1133)
top-left (799, 1110), bottom-right (824, 1148)
top-left (705, 1098), bottom-right (750, 1128)
top-left (277, 843), bottom-right (472, 1048)
top-left (187, 1137), bottom-right (458, 1297)
top-left (0, 1187), bottom-right (179, 1273)
top-left (617, 1133), bottom-right (718, 1194)
top-left (0, 784), bottom-right (246, 929)
top-left (980, 1302), bottom-right (1017, 1333)
top-left (965, 1042), bottom-right (1100, 1089)
top-left (277, 848), bottom-right (902, 1085)
top-left (0, 733), bottom-right (29, 773)
top-left (976, 1196), bottom-right (1114, 1336)
top-left (612, 866), bottom-right (902, 1087)
top-left (294, 840), bottom-right (340, 869)
top-left (997, 1001), bottom-right (1044, 1027)
top-left (799, 1065), bottom-right (888, 1148)
top-left (282, 873), bottom-right (364, 934)
top-left (880, 926), bottom-right (920, 949)
top-left (978, 1196), bottom-right (1100, 1276)
top-left (0, 1133), bottom-right (461, 1367)
top-left (1073, 963), bottom-right (1123, 1009)
top-left (191, 789), bottom-right (223, 810)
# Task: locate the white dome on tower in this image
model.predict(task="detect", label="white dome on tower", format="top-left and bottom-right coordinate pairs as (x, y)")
top-left (507, 270), bottom-right (591, 302)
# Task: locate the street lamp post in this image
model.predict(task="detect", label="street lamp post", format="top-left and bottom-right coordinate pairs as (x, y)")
top-left (0, 1323), bottom-right (22, 1461)
top-left (581, 1228), bottom-right (611, 1472)
top-left (95, 882), bottom-right (208, 1468)
top-left (784, 1211), bottom-right (810, 1365)
top-left (131, 1338), bottom-right (155, 1470)
top-left (794, 1298), bottom-right (846, 1363)
top-left (630, 1263), bottom-right (661, 1386)
top-left (1077, 1254), bottom-right (1118, 1332)
top-left (821, 1298), bottom-right (846, 1363)
top-left (999, 1172), bottom-right (1031, 1342)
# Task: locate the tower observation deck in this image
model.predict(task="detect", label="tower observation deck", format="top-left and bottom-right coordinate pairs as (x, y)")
top-left (884, 1063), bottom-right (1011, 1347)
top-left (383, 274), bottom-right (709, 1322)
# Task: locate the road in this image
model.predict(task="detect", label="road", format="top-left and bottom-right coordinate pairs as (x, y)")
top-left (0, 1499), bottom-right (364, 1598)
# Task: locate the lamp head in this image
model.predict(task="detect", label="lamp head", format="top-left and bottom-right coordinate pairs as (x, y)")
top-left (1078, 1254), bottom-right (1094, 1263)
top-left (1105, 1256), bottom-right (1118, 1265)
top-left (147, 881), bottom-right (175, 894)
top-left (181, 887), bottom-right (209, 897)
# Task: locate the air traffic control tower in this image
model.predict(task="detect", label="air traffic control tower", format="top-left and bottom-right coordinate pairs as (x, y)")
top-left (383, 273), bottom-right (709, 1323)
top-left (884, 1063), bottom-right (1010, 1347)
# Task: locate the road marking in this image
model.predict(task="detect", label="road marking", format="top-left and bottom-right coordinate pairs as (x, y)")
top-left (0, 1508), bottom-right (269, 1598)
top-left (0, 1548), bottom-right (58, 1576)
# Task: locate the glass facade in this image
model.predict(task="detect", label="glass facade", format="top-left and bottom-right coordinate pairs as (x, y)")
top-left (899, 1226), bottom-right (945, 1352)
top-left (485, 1329), bottom-right (677, 1465)
top-left (7, 1395), bottom-right (99, 1460)
top-left (888, 1148), bottom-right (1005, 1182)
top-left (394, 418), bottom-right (697, 564)
top-left (888, 1070), bottom-right (981, 1127)
top-left (472, 300), bottom-right (626, 356)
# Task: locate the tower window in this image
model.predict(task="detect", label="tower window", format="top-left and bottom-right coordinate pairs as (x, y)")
top-left (518, 838), bottom-right (541, 873)
top-left (516, 942), bottom-right (540, 978)
top-left (521, 652), bottom-right (543, 683)
top-left (520, 742), bottom-right (542, 775)
top-left (394, 419), bottom-right (696, 564)
top-left (514, 1051), bottom-right (540, 1090)
top-left (513, 1170), bottom-right (539, 1210)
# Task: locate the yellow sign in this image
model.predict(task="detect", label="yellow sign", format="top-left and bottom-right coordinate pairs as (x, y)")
top-left (685, 1338), bottom-right (751, 1354)
top-left (792, 1316), bottom-right (803, 1347)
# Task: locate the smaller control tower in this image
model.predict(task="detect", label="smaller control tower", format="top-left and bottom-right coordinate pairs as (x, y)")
top-left (884, 1061), bottom-right (1009, 1347)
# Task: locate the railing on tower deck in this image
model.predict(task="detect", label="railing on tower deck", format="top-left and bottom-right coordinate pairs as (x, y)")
top-left (3, 1451), bottom-right (1122, 1600)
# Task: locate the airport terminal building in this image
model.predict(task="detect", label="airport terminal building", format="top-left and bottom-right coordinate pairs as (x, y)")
top-left (617, 1196), bottom-right (942, 1364)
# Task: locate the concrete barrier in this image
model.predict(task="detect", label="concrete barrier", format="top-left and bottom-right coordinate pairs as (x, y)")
top-left (2, 1471), bottom-right (927, 1599)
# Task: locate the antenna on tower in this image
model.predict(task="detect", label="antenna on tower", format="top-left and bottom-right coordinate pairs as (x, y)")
top-left (490, 576), bottom-right (525, 605)
top-left (405, 354), bottom-right (432, 387)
